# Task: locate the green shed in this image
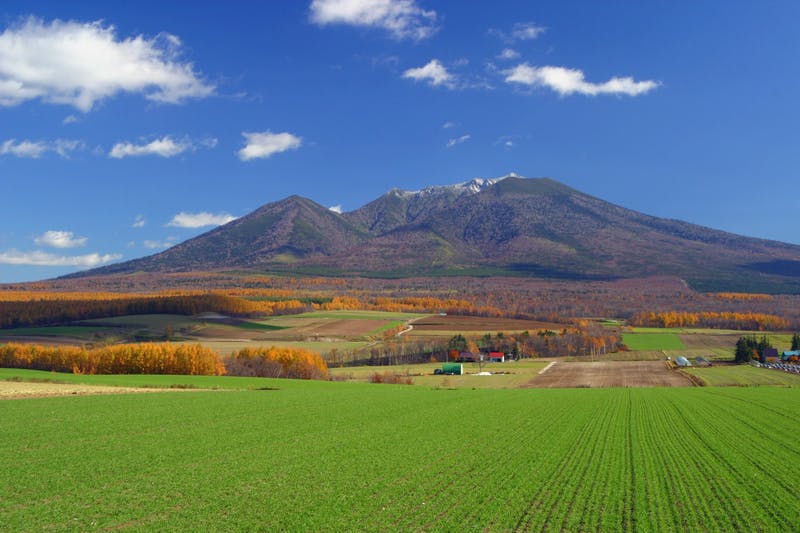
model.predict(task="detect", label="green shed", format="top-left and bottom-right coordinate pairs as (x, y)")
top-left (442, 363), bottom-right (463, 375)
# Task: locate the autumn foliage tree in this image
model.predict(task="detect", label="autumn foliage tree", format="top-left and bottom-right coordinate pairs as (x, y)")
top-left (224, 346), bottom-right (329, 380)
top-left (0, 343), bottom-right (225, 375)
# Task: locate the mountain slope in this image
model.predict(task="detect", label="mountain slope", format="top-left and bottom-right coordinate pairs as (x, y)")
top-left (91, 195), bottom-right (368, 275)
top-left (80, 175), bottom-right (800, 292)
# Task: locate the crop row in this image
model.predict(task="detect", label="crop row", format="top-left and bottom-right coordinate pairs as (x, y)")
top-left (1, 384), bottom-right (799, 530)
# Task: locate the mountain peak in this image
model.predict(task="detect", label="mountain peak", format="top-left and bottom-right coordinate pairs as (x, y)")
top-left (72, 174), bottom-right (800, 292)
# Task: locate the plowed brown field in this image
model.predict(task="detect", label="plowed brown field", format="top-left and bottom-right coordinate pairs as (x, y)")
top-left (527, 361), bottom-right (693, 388)
top-left (412, 315), bottom-right (561, 332)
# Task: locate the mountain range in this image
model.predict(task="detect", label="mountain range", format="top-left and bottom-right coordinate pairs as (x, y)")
top-left (81, 174), bottom-right (800, 292)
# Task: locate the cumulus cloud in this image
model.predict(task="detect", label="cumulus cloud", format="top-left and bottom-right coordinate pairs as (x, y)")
top-left (62, 114), bottom-right (78, 125)
top-left (403, 59), bottom-right (454, 88)
top-left (34, 230), bottom-right (87, 249)
top-left (0, 138), bottom-right (83, 158)
top-left (132, 215), bottom-right (146, 228)
top-left (238, 131), bottom-right (302, 161)
top-left (310, 0), bottom-right (438, 40)
top-left (490, 22), bottom-right (546, 43)
top-left (109, 136), bottom-right (199, 158)
top-left (504, 63), bottom-right (660, 96)
top-left (446, 134), bottom-right (471, 148)
top-left (0, 250), bottom-right (120, 267)
top-left (329, 205), bottom-right (343, 214)
top-left (442, 121), bottom-right (456, 129)
top-left (166, 211), bottom-right (237, 228)
top-left (109, 137), bottom-right (185, 159)
top-left (0, 17), bottom-right (214, 111)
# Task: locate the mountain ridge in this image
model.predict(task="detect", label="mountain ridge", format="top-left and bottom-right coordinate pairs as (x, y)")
top-left (76, 175), bottom-right (800, 293)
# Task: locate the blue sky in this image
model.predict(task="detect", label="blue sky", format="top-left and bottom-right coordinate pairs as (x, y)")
top-left (1, 1), bottom-right (798, 282)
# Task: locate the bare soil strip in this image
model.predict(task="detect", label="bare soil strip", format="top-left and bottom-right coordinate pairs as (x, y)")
top-left (0, 381), bottom-right (191, 400)
top-left (526, 361), bottom-right (694, 388)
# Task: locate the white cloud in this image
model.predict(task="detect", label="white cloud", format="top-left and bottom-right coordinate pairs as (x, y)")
top-left (132, 215), bottom-right (146, 228)
top-left (0, 138), bottom-right (83, 158)
top-left (490, 22), bottom-right (546, 43)
top-left (504, 63), bottom-right (660, 96)
top-left (403, 59), bottom-right (454, 88)
top-left (166, 211), bottom-right (237, 228)
top-left (446, 134), bottom-right (471, 148)
top-left (442, 121), bottom-right (456, 129)
top-left (0, 17), bottom-right (214, 112)
top-left (310, 0), bottom-right (438, 41)
top-left (109, 136), bottom-right (189, 158)
top-left (62, 114), bottom-right (78, 124)
top-left (34, 230), bottom-right (87, 249)
top-left (497, 48), bottom-right (520, 60)
top-left (0, 139), bottom-right (47, 158)
top-left (329, 205), bottom-right (343, 214)
top-left (0, 249), bottom-right (121, 267)
top-left (512, 22), bottom-right (546, 41)
top-left (238, 131), bottom-right (302, 161)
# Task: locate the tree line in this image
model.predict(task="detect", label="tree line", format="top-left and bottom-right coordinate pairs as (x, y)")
top-left (0, 342), bottom-right (329, 380)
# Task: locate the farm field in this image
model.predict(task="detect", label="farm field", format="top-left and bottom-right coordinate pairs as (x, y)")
top-left (0, 310), bottom-right (426, 356)
top-left (622, 331), bottom-right (686, 351)
top-left (0, 380), bottom-right (187, 399)
top-left (686, 364), bottom-right (800, 387)
top-left (330, 360), bottom-right (549, 389)
top-left (1, 382), bottom-right (799, 530)
top-left (529, 361), bottom-right (692, 388)
top-left (407, 314), bottom-right (561, 337)
top-left (0, 368), bottom-right (295, 390)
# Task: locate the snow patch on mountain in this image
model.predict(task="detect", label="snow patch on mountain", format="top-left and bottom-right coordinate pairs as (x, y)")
top-left (389, 173), bottom-right (519, 198)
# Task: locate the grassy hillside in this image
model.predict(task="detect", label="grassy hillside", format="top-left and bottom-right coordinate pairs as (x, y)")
top-left (1, 381), bottom-right (798, 530)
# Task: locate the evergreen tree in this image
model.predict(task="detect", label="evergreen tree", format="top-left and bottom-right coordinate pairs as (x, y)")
top-left (447, 334), bottom-right (467, 353)
top-left (734, 336), bottom-right (752, 363)
top-left (792, 332), bottom-right (800, 351)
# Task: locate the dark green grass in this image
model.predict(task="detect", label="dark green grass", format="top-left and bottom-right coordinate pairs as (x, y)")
top-left (0, 325), bottom-right (108, 338)
top-left (1, 383), bottom-right (799, 530)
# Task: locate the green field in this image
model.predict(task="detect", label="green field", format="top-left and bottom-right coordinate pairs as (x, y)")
top-left (330, 360), bottom-right (549, 388)
top-left (0, 325), bottom-right (109, 338)
top-left (1, 377), bottom-right (799, 530)
top-left (622, 332), bottom-right (687, 351)
top-left (686, 364), bottom-right (800, 387)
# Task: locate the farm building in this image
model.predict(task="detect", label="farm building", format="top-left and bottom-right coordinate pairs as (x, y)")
top-left (488, 352), bottom-right (505, 363)
top-left (675, 356), bottom-right (692, 367)
top-left (762, 348), bottom-right (779, 363)
top-left (782, 350), bottom-right (800, 361)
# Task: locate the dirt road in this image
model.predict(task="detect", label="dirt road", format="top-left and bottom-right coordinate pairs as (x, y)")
top-left (0, 381), bottom-right (184, 399)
